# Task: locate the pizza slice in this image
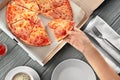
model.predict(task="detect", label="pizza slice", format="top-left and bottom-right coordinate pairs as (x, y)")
top-left (9, 19), bottom-right (34, 44)
top-left (6, 2), bottom-right (38, 24)
top-left (40, 3), bottom-right (73, 20)
top-left (13, 0), bottom-right (39, 12)
top-left (48, 19), bottom-right (75, 41)
top-left (29, 19), bottom-right (51, 46)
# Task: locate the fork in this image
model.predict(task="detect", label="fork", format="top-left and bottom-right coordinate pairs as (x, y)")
top-left (92, 27), bottom-right (107, 40)
top-left (92, 27), bottom-right (120, 51)
top-left (92, 27), bottom-right (120, 64)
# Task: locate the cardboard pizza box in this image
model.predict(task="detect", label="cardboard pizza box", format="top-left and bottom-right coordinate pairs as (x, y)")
top-left (0, 0), bottom-right (104, 66)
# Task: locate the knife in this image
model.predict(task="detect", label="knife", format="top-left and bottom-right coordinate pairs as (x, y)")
top-left (0, 0), bottom-right (11, 10)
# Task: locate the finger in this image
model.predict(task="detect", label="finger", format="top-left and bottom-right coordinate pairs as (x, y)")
top-left (73, 27), bottom-right (80, 32)
top-left (65, 34), bottom-right (73, 40)
top-left (64, 36), bottom-right (71, 43)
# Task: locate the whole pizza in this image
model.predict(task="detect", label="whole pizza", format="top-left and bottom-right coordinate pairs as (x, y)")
top-left (6, 0), bottom-right (74, 46)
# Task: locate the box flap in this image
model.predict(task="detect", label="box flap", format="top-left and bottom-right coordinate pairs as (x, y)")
top-left (72, 0), bottom-right (104, 16)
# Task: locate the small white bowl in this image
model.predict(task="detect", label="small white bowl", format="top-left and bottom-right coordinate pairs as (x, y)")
top-left (5, 66), bottom-right (40, 80)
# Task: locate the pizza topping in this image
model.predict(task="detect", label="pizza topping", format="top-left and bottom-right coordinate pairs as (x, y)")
top-left (6, 2), bottom-right (38, 24)
top-left (52, 0), bottom-right (67, 7)
top-left (48, 19), bottom-right (75, 41)
top-left (13, 0), bottom-right (39, 11)
top-left (42, 4), bottom-right (73, 20)
top-left (10, 19), bottom-right (33, 41)
top-left (36, 0), bottom-right (53, 13)
top-left (54, 28), bottom-right (66, 36)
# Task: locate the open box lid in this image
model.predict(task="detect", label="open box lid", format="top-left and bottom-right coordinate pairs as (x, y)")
top-left (43, 0), bottom-right (104, 64)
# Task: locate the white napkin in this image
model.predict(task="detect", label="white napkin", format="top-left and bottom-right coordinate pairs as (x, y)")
top-left (84, 16), bottom-right (120, 73)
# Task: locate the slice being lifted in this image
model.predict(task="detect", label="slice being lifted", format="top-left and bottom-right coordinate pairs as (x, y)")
top-left (48, 19), bottom-right (75, 41)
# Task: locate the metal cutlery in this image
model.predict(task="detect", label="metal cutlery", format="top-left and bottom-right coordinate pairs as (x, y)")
top-left (92, 27), bottom-right (120, 64)
top-left (92, 27), bottom-right (120, 52)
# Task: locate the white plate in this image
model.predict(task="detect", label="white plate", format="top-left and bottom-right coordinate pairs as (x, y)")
top-left (5, 66), bottom-right (40, 80)
top-left (51, 59), bottom-right (96, 80)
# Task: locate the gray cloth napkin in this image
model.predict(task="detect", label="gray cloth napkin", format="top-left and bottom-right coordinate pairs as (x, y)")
top-left (84, 16), bottom-right (120, 73)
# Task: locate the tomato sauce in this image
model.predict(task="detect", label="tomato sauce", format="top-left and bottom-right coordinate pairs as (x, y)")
top-left (0, 44), bottom-right (7, 56)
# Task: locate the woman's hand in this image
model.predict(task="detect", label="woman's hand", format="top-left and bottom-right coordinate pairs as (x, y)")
top-left (65, 28), bottom-right (120, 80)
top-left (64, 28), bottom-right (92, 53)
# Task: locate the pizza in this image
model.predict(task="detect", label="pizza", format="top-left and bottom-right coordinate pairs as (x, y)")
top-left (48, 19), bottom-right (75, 41)
top-left (6, 0), bottom-right (73, 46)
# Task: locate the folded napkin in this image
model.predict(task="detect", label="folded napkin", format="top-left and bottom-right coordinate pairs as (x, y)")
top-left (84, 16), bottom-right (120, 73)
